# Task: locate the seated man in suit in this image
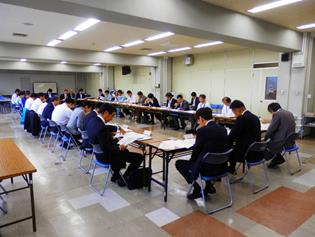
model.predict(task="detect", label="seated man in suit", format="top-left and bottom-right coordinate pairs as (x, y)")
top-left (144, 93), bottom-right (161, 124)
top-left (190, 92), bottom-right (199, 111)
top-left (60, 89), bottom-right (71, 102)
top-left (173, 94), bottom-right (190, 130)
top-left (136, 91), bottom-right (147, 123)
top-left (265, 102), bottom-right (296, 168)
top-left (87, 104), bottom-right (143, 186)
top-left (176, 108), bottom-right (229, 200)
top-left (76, 88), bottom-right (86, 100)
top-left (42, 96), bottom-right (60, 120)
top-left (228, 100), bottom-right (261, 174)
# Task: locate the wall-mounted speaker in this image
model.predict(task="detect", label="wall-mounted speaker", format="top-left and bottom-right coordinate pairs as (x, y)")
top-left (122, 66), bottom-right (131, 75)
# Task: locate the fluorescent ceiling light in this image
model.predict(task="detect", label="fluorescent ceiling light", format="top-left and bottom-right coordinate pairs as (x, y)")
top-left (93, 63), bottom-right (101, 66)
top-left (122, 40), bottom-right (144, 48)
top-left (60, 61), bottom-right (67, 64)
top-left (104, 46), bottom-right (122, 52)
top-left (297, 22), bottom-right (315, 30)
top-left (148, 51), bottom-right (166, 56)
top-left (74, 18), bottom-right (100, 32)
top-left (194, 41), bottom-right (223, 48)
top-left (58, 30), bottom-right (77, 40)
top-left (248, 0), bottom-right (302, 13)
top-left (168, 47), bottom-right (191, 53)
top-left (20, 58), bottom-right (27, 62)
top-left (47, 39), bottom-right (62, 47)
top-left (145, 32), bottom-right (175, 41)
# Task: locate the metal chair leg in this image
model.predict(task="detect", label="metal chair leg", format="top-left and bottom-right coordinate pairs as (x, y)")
top-left (199, 175), bottom-right (208, 213)
top-left (101, 168), bottom-right (112, 196)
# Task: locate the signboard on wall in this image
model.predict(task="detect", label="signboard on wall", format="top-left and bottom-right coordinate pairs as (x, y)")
top-left (33, 82), bottom-right (57, 93)
top-left (265, 76), bottom-right (278, 100)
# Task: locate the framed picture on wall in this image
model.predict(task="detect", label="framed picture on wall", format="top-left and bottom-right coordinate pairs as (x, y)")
top-left (265, 76), bottom-right (278, 100)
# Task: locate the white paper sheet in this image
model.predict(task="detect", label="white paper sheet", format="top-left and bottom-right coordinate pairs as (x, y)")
top-left (117, 132), bottom-right (151, 145)
top-left (158, 138), bottom-right (195, 150)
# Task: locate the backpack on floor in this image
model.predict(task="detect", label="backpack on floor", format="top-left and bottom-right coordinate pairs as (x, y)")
top-left (126, 168), bottom-right (152, 190)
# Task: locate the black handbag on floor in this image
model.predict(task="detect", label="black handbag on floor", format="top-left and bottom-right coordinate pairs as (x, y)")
top-left (126, 168), bottom-right (152, 190)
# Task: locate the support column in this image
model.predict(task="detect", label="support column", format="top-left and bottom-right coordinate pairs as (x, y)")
top-left (158, 57), bottom-right (173, 103)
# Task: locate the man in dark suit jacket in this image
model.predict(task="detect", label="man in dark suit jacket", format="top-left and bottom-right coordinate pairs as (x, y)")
top-left (42, 96), bottom-right (60, 120)
top-left (165, 92), bottom-right (177, 109)
top-left (76, 89), bottom-right (86, 100)
top-left (86, 104), bottom-right (143, 186)
top-left (190, 92), bottom-right (200, 111)
top-left (173, 94), bottom-right (190, 130)
top-left (265, 103), bottom-right (296, 168)
top-left (144, 93), bottom-right (161, 124)
top-left (60, 89), bottom-right (71, 102)
top-left (228, 100), bottom-right (261, 174)
top-left (176, 108), bottom-right (229, 200)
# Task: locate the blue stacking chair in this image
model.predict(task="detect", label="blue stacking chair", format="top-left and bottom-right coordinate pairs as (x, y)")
top-left (38, 115), bottom-right (49, 144)
top-left (282, 132), bottom-right (302, 175)
top-left (232, 139), bottom-right (270, 194)
top-left (89, 144), bottom-right (126, 196)
top-left (47, 120), bottom-right (61, 152)
top-left (187, 149), bottom-right (233, 214)
top-left (59, 126), bottom-right (79, 161)
top-left (78, 129), bottom-right (94, 173)
top-left (210, 104), bottom-right (224, 114)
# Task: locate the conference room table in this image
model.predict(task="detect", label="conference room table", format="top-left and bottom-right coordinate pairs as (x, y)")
top-left (0, 138), bottom-right (37, 232)
top-left (82, 98), bottom-right (237, 128)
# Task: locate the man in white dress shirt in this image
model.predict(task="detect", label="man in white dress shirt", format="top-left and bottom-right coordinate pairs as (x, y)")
top-left (51, 98), bottom-right (75, 126)
top-left (37, 101), bottom-right (48, 116)
top-left (221, 97), bottom-right (233, 117)
top-left (11, 89), bottom-right (20, 104)
top-left (197, 94), bottom-right (210, 110)
top-left (30, 93), bottom-right (46, 114)
top-left (25, 93), bottom-right (36, 110)
top-left (123, 90), bottom-right (137, 119)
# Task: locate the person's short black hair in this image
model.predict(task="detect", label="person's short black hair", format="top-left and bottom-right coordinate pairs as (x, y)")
top-left (165, 92), bottom-right (173, 98)
top-left (82, 101), bottom-right (92, 108)
top-left (199, 94), bottom-right (206, 99)
top-left (38, 92), bottom-right (45, 98)
top-left (137, 91), bottom-right (143, 96)
top-left (79, 88), bottom-right (84, 92)
top-left (94, 102), bottom-right (102, 109)
top-left (177, 94), bottom-right (183, 99)
top-left (15, 89), bottom-right (20, 93)
top-left (30, 93), bottom-right (36, 98)
top-left (222, 97), bottom-right (231, 103)
top-left (147, 93), bottom-right (154, 99)
top-left (230, 100), bottom-right (245, 110)
top-left (267, 102), bottom-right (281, 113)
top-left (18, 91), bottom-right (25, 96)
top-left (64, 88), bottom-right (69, 92)
top-left (105, 90), bottom-right (110, 94)
top-left (47, 88), bottom-right (53, 93)
top-left (99, 104), bottom-right (115, 114)
top-left (65, 98), bottom-right (75, 104)
top-left (117, 89), bottom-right (123, 94)
top-left (98, 88), bottom-right (103, 92)
top-left (195, 107), bottom-right (213, 120)
top-left (127, 90), bottom-right (132, 94)
top-left (51, 96), bottom-right (59, 102)
top-left (191, 92), bottom-right (197, 97)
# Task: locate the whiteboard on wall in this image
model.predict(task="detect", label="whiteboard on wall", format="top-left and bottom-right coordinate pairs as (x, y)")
top-left (33, 82), bottom-right (57, 93)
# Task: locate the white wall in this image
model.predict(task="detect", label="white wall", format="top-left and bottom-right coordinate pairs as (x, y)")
top-left (114, 66), bottom-right (154, 95)
top-left (172, 48), bottom-right (279, 118)
top-left (0, 71), bottom-right (78, 95)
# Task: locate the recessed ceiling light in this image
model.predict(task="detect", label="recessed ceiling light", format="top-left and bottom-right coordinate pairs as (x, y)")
top-left (145, 32), bottom-right (175, 41)
top-left (297, 22), bottom-right (315, 30)
top-left (58, 30), bottom-right (78, 40)
top-left (248, 0), bottom-right (302, 13)
top-left (74, 18), bottom-right (100, 32)
top-left (104, 46), bottom-right (122, 52)
top-left (122, 40), bottom-right (144, 48)
top-left (20, 58), bottom-right (27, 62)
top-left (47, 39), bottom-right (62, 47)
top-left (60, 61), bottom-right (67, 64)
top-left (93, 63), bottom-right (101, 66)
top-left (168, 47), bottom-right (191, 53)
top-left (148, 51), bottom-right (167, 56)
top-left (194, 41), bottom-right (223, 48)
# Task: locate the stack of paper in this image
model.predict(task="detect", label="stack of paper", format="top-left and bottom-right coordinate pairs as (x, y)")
top-left (117, 132), bottom-right (151, 145)
top-left (159, 139), bottom-right (195, 151)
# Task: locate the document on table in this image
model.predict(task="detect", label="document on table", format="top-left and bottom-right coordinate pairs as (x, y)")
top-left (117, 132), bottom-right (151, 145)
top-left (261, 123), bottom-right (270, 131)
top-left (159, 138), bottom-right (195, 151)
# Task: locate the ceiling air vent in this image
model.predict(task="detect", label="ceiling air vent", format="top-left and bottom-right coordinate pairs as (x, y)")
top-left (12, 33), bottom-right (28, 37)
